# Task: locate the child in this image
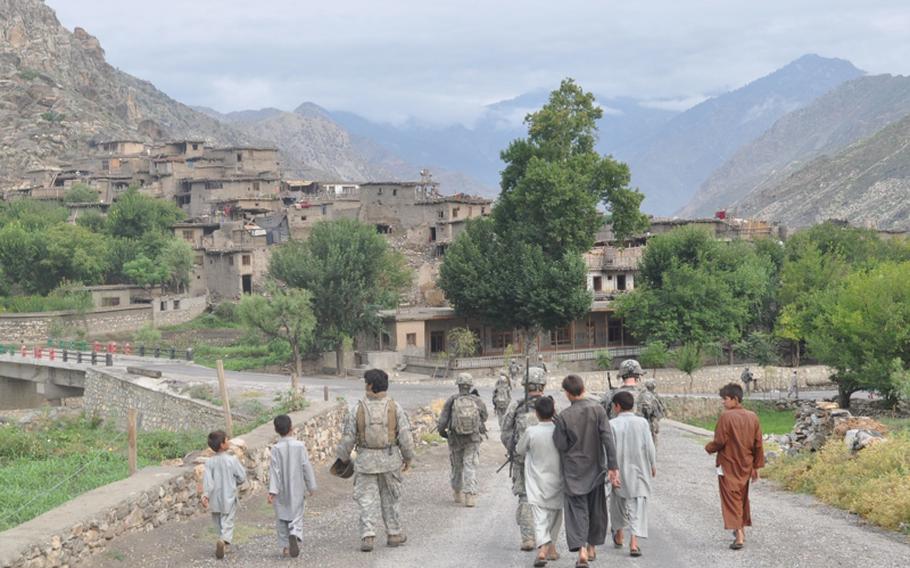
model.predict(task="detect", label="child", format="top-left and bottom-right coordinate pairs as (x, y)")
top-left (515, 396), bottom-right (563, 567)
top-left (268, 414), bottom-right (317, 558)
top-left (202, 430), bottom-right (247, 560)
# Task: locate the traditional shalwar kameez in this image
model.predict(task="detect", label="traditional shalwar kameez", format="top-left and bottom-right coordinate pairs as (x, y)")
top-left (608, 412), bottom-right (656, 538)
top-left (269, 436), bottom-right (317, 548)
top-left (553, 397), bottom-right (618, 552)
top-left (203, 452), bottom-right (247, 544)
top-left (516, 421), bottom-right (564, 547)
top-left (705, 405), bottom-right (764, 530)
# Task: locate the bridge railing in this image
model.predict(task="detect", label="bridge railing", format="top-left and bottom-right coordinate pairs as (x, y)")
top-left (0, 339), bottom-right (195, 365)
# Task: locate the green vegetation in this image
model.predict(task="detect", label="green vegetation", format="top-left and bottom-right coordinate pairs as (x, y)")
top-left (192, 337), bottom-right (292, 371)
top-left (63, 184), bottom-right (100, 204)
top-left (39, 111), bottom-right (65, 123)
top-left (446, 327), bottom-right (479, 358)
top-left (237, 285), bottom-right (316, 384)
top-left (765, 433), bottom-right (910, 532)
top-left (639, 341), bottom-right (670, 376)
top-left (0, 416), bottom-right (201, 531)
top-left (270, 218), bottom-right (410, 374)
top-left (0, 285), bottom-right (92, 313)
top-left (684, 401), bottom-right (796, 435)
top-left (0, 189), bottom-right (191, 300)
top-left (17, 69), bottom-right (40, 81)
top-left (441, 80), bottom-right (645, 356)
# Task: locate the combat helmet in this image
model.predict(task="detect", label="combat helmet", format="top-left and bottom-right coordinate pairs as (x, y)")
top-left (524, 366), bottom-right (547, 388)
top-left (455, 372), bottom-right (474, 386)
top-left (644, 378), bottom-right (657, 391)
top-left (619, 359), bottom-right (644, 379)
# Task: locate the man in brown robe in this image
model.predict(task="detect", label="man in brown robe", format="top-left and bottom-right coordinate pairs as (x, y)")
top-left (705, 383), bottom-right (764, 550)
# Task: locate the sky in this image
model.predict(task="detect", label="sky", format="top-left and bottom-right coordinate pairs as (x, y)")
top-left (47, 0), bottom-right (910, 126)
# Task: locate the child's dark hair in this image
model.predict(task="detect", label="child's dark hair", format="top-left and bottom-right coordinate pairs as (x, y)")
top-left (719, 382), bottom-right (744, 402)
top-left (534, 396), bottom-right (555, 420)
top-left (562, 374), bottom-right (585, 397)
top-left (364, 368), bottom-right (389, 393)
top-left (207, 430), bottom-right (227, 452)
top-left (274, 414), bottom-right (292, 436)
top-left (612, 390), bottom-right (634, 411)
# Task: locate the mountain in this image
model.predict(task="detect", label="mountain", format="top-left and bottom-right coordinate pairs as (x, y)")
top-left (627, 54), bottom-right (864, 215)
top-left (328, 93), bottom-right (678, 192)
top-left (735, 113), bottom-right (910, 229)
top-left (0, 0), bottom-right (252, 184)
top-left (680, 74), bottom-right (910, 217)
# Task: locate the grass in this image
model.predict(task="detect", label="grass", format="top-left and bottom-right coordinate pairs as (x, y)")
top-left (685, 401), bottom-right (796, 435)
top-left (421, 432), bottom-right (444, 444)
top-left (192, 338), bottom-right (291, 371)
top-left (0, 415), bottom-right (202, 531)
top-left (878, 416), bottom-right (910, 435)
top-left (765, 433), bottom-right (910, 533)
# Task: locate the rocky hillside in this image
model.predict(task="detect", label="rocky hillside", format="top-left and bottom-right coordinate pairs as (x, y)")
top-left (627, 54), bottom-right (864, 215)
top-left (736, 113), bottom-right (910, 229)
top-left (0, 0), bottom-right (252, 184)
top-left (681, 74), bottom-right (910, 217)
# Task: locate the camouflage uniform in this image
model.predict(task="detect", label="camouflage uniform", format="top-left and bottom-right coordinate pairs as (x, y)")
top-left (336, 392), bottom-right (415, 542)
top-left (492, 372), bottom-right (512, 426)
top-left (602, 359), bottom-right (645, 419)
top-left (500, 367), bottom-right (548, 549)
top-left (638, 379), bottom-right (667, 448)
top-left (438, 373), bottom-right (488, 498)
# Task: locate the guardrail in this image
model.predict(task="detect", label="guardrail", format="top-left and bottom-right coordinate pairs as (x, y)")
top-left (0, 339), bottom-right (194, 365)
top-left (404, 345), bottom-right (643, 370)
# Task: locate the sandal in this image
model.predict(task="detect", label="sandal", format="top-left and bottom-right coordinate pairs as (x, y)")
top-left (575, 562), bottom-right (589, 568)
top-left (730, 541), bottom-right (744, 550)
top-left (534, 558), bottom-right (547, 568)
top-left (630, 547), bottom-right (642, 557)
top-left (612, 531), bottom-right (623, 548)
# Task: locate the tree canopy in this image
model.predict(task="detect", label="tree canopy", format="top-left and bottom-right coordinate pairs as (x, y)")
top-left (269, 218), bottom-right (410, 373)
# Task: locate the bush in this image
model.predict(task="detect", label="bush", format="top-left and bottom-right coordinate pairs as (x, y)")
top-left (0, 291), bottom-right (92, 313)
top-left (134, 324), bottom-right (162, 345)
top-left (63, 184), bottom-right (99, 204)
top-left (40, 111), bottom-right (65, 123)
top-left (765, 433), bottom-right (910, 531)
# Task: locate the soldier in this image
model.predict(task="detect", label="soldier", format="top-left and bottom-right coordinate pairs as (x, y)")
top-left (509, 359), bottom-right (522, 384)
top-left (603, 359), bottom-right (645, 419)
top-left (335, 369), bottom-right (416, 552)
top-left (501, 366), bottom-right (549, 551)
top-left (438, 372), bottom-right (488, 507)
top-left (740, 367), bottom-right (754, 395)
top-left (492, 370), bottom-right (512, 426)
top-left (637, 379), bottom-right (667, 448)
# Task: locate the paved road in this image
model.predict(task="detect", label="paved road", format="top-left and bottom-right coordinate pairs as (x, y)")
top-left (83, 414), bottom-right (909, 568)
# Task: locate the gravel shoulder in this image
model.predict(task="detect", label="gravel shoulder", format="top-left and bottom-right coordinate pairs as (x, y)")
top-left (82, 415), bottom-right (910, 568)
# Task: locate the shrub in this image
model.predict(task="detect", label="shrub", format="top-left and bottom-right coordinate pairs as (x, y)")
top-left (134, 324), bottom-right (162, 345)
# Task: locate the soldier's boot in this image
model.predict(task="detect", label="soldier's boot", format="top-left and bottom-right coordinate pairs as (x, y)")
top-left (215, 540), bottom-right (225, 559)
top-left (387, 533), bottom-right (407, 547)
top-left (453, 490), bottom-right (463, 504)
top-left (360, 536), bottom-right (375, 552)
top-left (464, 493), bottom-right (476, 507)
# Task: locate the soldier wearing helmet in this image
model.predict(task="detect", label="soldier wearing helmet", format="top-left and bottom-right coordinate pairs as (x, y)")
top-left (638, 379), bottom-right (667, 448)
top-left (603, 359), bottom-right (645, 419)
top-left (501, 364), bottom-right (552, 551)
top-left (437, 372), bottom-right (488, 507)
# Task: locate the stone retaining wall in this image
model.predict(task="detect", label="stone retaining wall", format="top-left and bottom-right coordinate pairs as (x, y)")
top-left (82, 369), bottom-right (230, 432)
top-left (0, 401), bottom-right (346, 568)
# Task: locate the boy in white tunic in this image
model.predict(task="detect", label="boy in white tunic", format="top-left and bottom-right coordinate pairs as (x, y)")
top-left (268, 414), bottom-right (317, 558)
top-left (609, 390), bottom-right (656, 557)
top-left (202, 430), bottom-right (247, 560)
top-left (515, 396), bottom-right (563, 567)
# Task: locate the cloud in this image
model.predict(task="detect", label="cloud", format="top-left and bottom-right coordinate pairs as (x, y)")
top-left (46, 0), bottom-right (910, 124)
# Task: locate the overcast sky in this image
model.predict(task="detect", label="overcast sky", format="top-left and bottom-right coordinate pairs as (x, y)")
top-left (47, 0), bottom-right (910, 126)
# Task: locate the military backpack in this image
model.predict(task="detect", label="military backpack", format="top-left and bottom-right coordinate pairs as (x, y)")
top-left (356, 398), bottom-right (398, 449)
top-left (451, 395), bottom-right (482, 436)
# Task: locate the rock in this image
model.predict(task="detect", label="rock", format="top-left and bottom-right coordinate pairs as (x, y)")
top-left (844, 428), bottom-right (884, 452)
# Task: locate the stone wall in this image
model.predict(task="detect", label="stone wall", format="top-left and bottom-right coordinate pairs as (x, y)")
top-left (151, 294), bottom-right (207, 328)
top-left (0, 401), bottom-right (346, 568)
top-left (82, 369), bottom-right (228, 432)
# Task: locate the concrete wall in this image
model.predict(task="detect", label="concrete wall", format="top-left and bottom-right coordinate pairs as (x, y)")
top-left (631, 364), bottom-right (833, 395)
top-left (82, 369), bottom-right (229, 432)
top-left (0, 401), bottom-right (346, 568)
top-left (151, 295), bottom-right (207, 327)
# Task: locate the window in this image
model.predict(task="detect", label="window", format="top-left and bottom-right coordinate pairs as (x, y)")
top-left (253, 181), bottom-right (260, 192)
top-left (194, 255), bottom-right (203, 265)
top-left (452, 207), bottom-right (460, 219)
top-left (301, 216), bottom-right (307, 221)
top-left (608, 317), bottom-right (623, 344)
top-left (593, 276), bottom-right (603, 292)
top-left (392, 188), bottom-right (398, 197)
top-left (242, 255), bottom-right (251, 266)
top-left (617, 274), bottom-right (627, 291)
top-left (438, 210), bottom-right (444, 219)
top-left (492, 330), bottom-right (512, 349)
top-left (321, 205), bottom-right (327, 215)
top-left (406, 333), bottom-right (417, 347)
top-left (228, 255), bottom-right (234, 266)
top-left (192, 143), bottom-right (199, 151)
top-left (205, 181), bottom-right (223, 190)
top-left (378, 188), bottom-right (383, 196)
top-left (101, 160), bottom-right (110, 171)
top-left (429, 227), bottom-right (436, 242)
top-left (550, 325), bottom-right (571, 346)
top-left (101, 297), bottom-right (121, 307)
top-left (430, 331), bottom-right (446, 353)
top-left (160, 301), bottom-right (167, 311)
top-left (182, 230), bottom-right (194, 241)
top-left (236, 153), bottom-right (242, 162)
top-left (173, 300), bottom-right (181, 310)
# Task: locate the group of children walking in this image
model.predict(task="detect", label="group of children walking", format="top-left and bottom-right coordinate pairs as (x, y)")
top-left (202, 414), bottom-right (316, 560)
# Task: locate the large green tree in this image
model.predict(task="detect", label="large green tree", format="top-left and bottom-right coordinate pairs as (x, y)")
top-left (104, 187), bottom-right (185, 239)
top-left (269, 218), bottom-right (410, 374)
top-left (808, 262), bottom-right (910, 407)
top-left (615, 226), bottom-right (778, 348)
top-left (237, 284), bottom-right (316, 389)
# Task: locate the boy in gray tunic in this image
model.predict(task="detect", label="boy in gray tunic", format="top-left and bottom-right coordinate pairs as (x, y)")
top-left (202, 430), bottom-right (247, 560)
top-left (268, 414), bottom-right (317, 558)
